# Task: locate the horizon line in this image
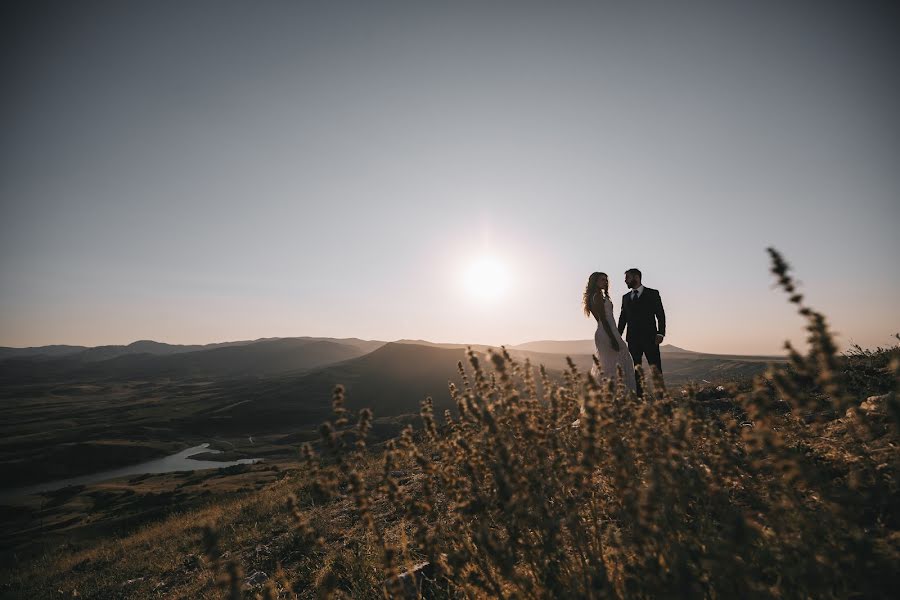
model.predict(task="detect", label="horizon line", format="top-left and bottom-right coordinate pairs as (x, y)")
top-left (0, 335), bottom-right (798, 359)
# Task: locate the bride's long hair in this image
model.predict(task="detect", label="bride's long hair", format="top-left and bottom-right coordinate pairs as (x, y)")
top-left (583, 271), bottom-right (620, 352)
top-left (582, 272), bottom-right (609, 317)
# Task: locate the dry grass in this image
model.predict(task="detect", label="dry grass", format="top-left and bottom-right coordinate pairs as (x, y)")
top-left (283, 248), bottom-right (898, 599)
top-left (4, 249), bottom-right (898, 599)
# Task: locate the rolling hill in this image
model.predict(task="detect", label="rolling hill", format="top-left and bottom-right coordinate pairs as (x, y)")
top-left (0, 338), bottom-right (380, 383)
top-left (0, 336), bottom-right (385, 363)
top-left (168, 342), bottom-right (480, 437)
top-left (0, 344), bottom-right (88, 360)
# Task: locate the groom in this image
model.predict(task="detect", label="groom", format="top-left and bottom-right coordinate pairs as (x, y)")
top-left (617, 268), bottom-right (666, 396)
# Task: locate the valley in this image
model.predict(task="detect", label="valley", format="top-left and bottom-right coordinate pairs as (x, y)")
top-left (0, 335), bottom-right (786, 563)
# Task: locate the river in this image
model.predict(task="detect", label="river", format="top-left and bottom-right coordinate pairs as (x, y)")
top-left (0, 443), bottom-right (259, 502)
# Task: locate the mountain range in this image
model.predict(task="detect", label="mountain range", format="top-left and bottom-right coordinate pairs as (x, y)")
top-left (0, 336), bottom-right (785, 385)
top-left (0, 337), bottom-right (384, 362)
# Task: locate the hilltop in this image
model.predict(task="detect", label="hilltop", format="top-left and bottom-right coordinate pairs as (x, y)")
top-left (2, 249), bottom-right (898, 597)
top-left (2, 332), bottom-right (896, 598)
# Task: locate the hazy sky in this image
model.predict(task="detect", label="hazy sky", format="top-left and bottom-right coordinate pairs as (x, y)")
top-left (2, 1), bottom-right (898, 354)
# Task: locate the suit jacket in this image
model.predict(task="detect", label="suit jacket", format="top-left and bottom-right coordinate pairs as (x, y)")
top-left (617, 287), bottom-right (666, 344)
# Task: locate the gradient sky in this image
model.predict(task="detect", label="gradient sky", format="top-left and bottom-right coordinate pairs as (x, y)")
top-left (1, 1), bottom-right (898, 354)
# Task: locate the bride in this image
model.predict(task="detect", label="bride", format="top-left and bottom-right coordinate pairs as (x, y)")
top-left (583, 271), bottom-right (637, 393)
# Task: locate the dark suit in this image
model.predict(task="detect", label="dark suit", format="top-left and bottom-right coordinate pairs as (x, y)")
top-left (617, 287), bottom-right (666, 393)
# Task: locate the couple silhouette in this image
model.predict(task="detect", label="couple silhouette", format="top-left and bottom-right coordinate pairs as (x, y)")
top-left (583, 268), bottom-right (666, 396)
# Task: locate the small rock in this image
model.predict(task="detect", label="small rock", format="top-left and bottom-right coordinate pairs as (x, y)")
top-left (860, 393), bottom-right (891, 414)
top-left (245, 571), bottom-right (268, 587)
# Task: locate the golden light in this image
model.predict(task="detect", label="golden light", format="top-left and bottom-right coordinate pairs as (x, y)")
top-left (463, 255), bottom-right (511, 302)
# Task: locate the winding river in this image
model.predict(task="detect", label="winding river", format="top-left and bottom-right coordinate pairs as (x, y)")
top-left (0, 443), bottom-right (259, 502)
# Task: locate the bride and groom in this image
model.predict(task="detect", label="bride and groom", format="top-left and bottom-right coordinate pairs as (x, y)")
top-left (583, 268), bottom-right (666, 396)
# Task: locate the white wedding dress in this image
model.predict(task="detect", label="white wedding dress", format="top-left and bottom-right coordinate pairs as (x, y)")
top-left (590, 293), bottom-right (637, 393)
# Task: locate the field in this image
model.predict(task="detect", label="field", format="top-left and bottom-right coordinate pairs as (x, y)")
top-left (2, 253), bottom-right (895, 598)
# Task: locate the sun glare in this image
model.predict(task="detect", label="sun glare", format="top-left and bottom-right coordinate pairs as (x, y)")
top-left (463, 255), bottom-right (511, 302)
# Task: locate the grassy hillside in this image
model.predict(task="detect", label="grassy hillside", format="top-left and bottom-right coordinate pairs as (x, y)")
top-left (2, 250), bottom-right (898, 598)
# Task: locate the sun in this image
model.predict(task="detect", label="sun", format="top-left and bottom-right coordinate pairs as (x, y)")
top-left (463, 255), bottom-right (511, 302)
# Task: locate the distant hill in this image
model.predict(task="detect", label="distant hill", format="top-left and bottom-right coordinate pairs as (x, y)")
top-left (246, 342), bottom-right (474, 422)
top-left (0, 345), bottom-right (88, 360)
top-left (297, 337), bottom-right (386, 354)
top-left (0, 336), bottom-right (385, 363)
top-left (0, 338), bottom-right (373, 383)
top-left (510, 340), bottom-right (698, 355)
top-left (394, 339), bottom-right (478, 350)
top-left (75, 340), bottom-right (244, 362)
top-left (0, 340), bottom-right (245, 362)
